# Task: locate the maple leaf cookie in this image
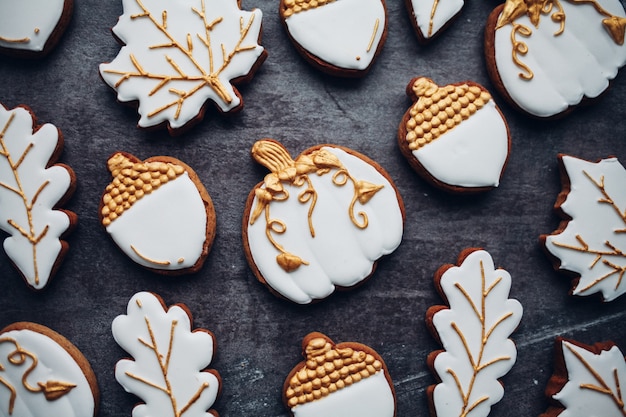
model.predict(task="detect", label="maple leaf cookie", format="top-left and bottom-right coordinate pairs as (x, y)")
top-left (0, 103), bottom-right (77, 291)
top-left (0, 0), bottom-right (73, 57)
top-left (279, 0), bottom-right (388, 77)
top-left (242, 139), bottom-right (405, 304)
top-left (406, 0), bottom-right (464, 43)
top-left (485, 0), bottom-right (626, 118)
top-left (99, 152), bottom-right (215, 275)
top-left (398, 77), bottom-right (510, 193)
top-left (99, 0), bottom-right (267, 135)
top-left (0, 322), bottom-right (99, 417)
top-left (541, 154), bottom-right (626, 302)
top-left (284, 332), bottom-right (396, 417)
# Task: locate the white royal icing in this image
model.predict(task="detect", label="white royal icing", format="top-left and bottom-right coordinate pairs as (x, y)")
top-left (409, 0), bottom-right (464, 40)
top-left (112, 292), bottom-right (220, 417)
top-left (246, 146), bottom-right (403, 304)
top-left (544, 156), bottom-right (626, 301)
top-left (0, 105), bottom-right (73, 290)
top-left (493, 0), bottom-right (626, 117)
top-left (284, 0), bottom-right (386, 72)
top-left (99, 0), bottom-right (265, 129)
top-left (430, 250), bottom-right (523, 417)
top-left (292, 371), bottom-right (395, 417)
top-left (105, 172), bottom-right (208, 271)
top-left (0, 327), bottom-right (96, 417)
top-left (412, 100), bottom-right (508, 188)
top-left (0, 0), bottom-right (66, 52)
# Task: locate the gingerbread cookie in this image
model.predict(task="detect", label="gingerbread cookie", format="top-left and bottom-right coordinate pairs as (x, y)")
top-left (242, 139), bottom-right (404, 304)
top-left (284, 332), bottom-right (395, 417)
top-left (541, 154), bottom-right (626, 302)
top-left (485, 0), bottom-right (626, 118)
top-left (112, 291), bottom-right (221, 417)
top-left (0, 322), bottom-right (99, 417)
top-left (99, 152), bottom-right (215, 275)
top-left (541, 337), bottom-right (626, 417)
top-left (406, 0), bottom-right (464, 43)
top-left (426, 249), bottom-right (523, 417)
top-left (279, 0), bottom-right (388, 77)
top-left (0, 0), bottom-right (73, 57)
top-left (0, 103), bottom-right (77, 291)
top-left (398, 77), bottom-right (510, 193)
top-left (99, 0), bottom-right (267, 134)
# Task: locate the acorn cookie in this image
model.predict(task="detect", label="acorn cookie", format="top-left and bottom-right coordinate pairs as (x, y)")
top-left (284, 332), bottom-right (396, 417)
top-left (99, 152), bottom-right (215, 274)
top-left (398, 77), bottom-right (510, 193)
top-left (406, 0), bottom-right (464, 43)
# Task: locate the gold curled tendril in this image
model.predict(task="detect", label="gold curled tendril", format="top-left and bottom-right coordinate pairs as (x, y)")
top-left (511, 23), bottom-right (534, 80)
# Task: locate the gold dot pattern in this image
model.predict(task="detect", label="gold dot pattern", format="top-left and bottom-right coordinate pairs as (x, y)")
top-left (285, 337), bottom-right (383, 408)
top-left (282, 0), bottom-right (336, 18)
top-left (404, 78), bottom-right (492, 151)
top-left (101, 153), bottom-right (185, 226)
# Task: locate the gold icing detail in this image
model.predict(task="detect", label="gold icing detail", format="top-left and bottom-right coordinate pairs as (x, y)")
top-left (0, 36), bottom-right (30, 44)
top-left (0, 337), bottom-right (76, 415)
top-left (101, 153), bottom-right (186, 226)
top-left (285, 336), bottom-right (383, 408)
top-left (130, 244), bottom-right (173, 266)
top-left (511, 23), bottom-right (534, 79)
top-left (404, 78), bottom-right (492, 150)
top-left (428, 0), bottom-right (440, 36)
top-left (250, 140), bottom-right (383, 273)
top-left (367, 19), bottom-right (380, 52)
top-left (103, 0), bottom-right (260, 119)
top-left (282, 0), bottom-right (336, 18)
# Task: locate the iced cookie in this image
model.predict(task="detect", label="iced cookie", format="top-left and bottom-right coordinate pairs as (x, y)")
top-left (99, 0), bottom-right (267, 135)
top-left (541, 337), bottom-right (626, 417)
top-left (0, 0), bottom-right (73, 57)
top-left (284, 332), bottom-right (395, 417)
top-left (540, 154), bottom-right (626, 302)
top-left (398, 77), bottom-right (510, 193)
top-left (406, 0), bottom-right (464, 43)
top-left (0, 321), bottom-right (99, 417)
top-left (280, 0), bottom-right (387, 77)
top-left (426, 249), bottom-right (523, 417)
top-left (0, 103), bottom-right (77, 291)
top-left (99, 152), bottom-right (215, 275)
top-left (485, 0), bottom-right (626, 118)
top-left (242, 139), bottom-right (404, 304)
top-left (112, 291), bottom-right (221, 417)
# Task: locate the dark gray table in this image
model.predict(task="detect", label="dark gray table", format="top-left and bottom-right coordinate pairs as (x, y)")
top-left (1, 1), bottom-right (625, 416)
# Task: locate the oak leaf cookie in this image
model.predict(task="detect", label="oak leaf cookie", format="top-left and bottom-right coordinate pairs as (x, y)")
top-left (406, 0), bottom-right (464, 43)
top-left (485, 0), bottom-right (626, 118)
top-left (99, 152), bottom-right (215, 275)
top-left (398, 77), bottom-right (510, 193)
top-left (112, 291), bottom-right (221, 417)
top-left (279, 0), bottom-right (388, 77)
top-left (99, 0), bottom-right (267, 135)
top-left (426, 249), bottom-right (523, 417)
top-left (540, 337), bottom-right (626, 417)
top-left (0, 321), bottom-right (99, 417)
top-left (0, 0), bottom-right (73, 57)
top-left (540, 154), bottom-right (626, 302)
top-left (242, 139), bottom-right (404, 304)
top-left (0, 103), bottom-right (77, 291)
top-left (284, 332), bottom-right (396, 417)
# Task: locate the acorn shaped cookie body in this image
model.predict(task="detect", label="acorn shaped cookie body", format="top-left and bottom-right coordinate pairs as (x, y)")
top-left (398, 77), bottom-right (510, 193)
top-left (100, 152), bottom-right (215, 274)
top-left (280, 0), bottom-right (387, 76)
top-left (284, 333), bottom-right (396, 417)
top-left (485, 0), bottom-right (626, 118)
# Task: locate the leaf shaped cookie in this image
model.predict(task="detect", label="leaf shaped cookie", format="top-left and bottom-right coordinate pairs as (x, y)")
top-left (99, 0), bottom-right (267, 134)
top-left (406, 0), bottom-right (464, 43)
top-left (541, 155), bottom-right (626, 302)
top-left (541, 338), bottom-right (626, 417)
top-left (0, 104), bottom-right (76, 291)
top-left (426, 249), bottom-right (523, 417)
top-left (112, 291), bottom-right (221, 417)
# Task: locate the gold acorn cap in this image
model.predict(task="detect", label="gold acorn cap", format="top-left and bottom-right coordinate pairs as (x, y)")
top-left (101, 153), bottom-right (185, 226)
top-left (282, 0), bottom-right (336, 18)
top-left (404, 78), bottom-right (492, 151)
top-left (285, 335), bottom-right (384, 408)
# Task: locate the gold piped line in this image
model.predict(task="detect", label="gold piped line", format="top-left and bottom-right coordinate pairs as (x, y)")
top-left (367, 18), bottom-right (380, 52)
top-left (0, 36), bottom-right (30, 44)
top-left (428, 0), bottom-right (440, 37)
top-left (130, 244), bottom-right (172, 266)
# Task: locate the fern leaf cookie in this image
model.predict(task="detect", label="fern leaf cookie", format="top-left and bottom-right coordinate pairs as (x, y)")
top-left (398, 77), bottom-right (510, 193)
top-left (406, 0), bottom-right (464, 43)
top-left (99, 152), bottom-right (215, 275)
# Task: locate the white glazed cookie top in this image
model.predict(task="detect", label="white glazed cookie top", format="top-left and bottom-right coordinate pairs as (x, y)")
top-left (0, 0), bottom-right (67, 52)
